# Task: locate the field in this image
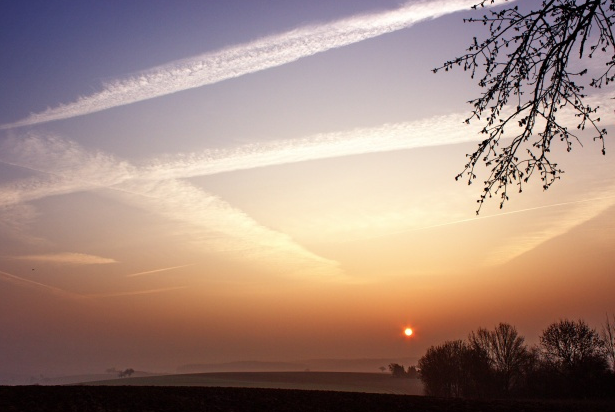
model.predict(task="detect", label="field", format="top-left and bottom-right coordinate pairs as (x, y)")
top-left (84, 371), bottom-right (423, 395)
top-left (2, 385), bottom-right (615, 412)
top-left (2, 372), bottom-right (615, 411)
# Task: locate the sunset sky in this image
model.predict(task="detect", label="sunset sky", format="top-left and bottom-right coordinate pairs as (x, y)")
top-left (1, 0), bottom-right (614, 380)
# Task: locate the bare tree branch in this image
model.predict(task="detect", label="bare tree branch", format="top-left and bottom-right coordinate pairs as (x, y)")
top-left (435, 0), bottom-right (614, 213)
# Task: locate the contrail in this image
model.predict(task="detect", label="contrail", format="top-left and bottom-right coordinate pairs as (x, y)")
top-left (140, 113), bottom-right (482, 180)
top-left (126, 264), bottom-right (192, 277)
top-left (114, 178), bottom-right (345, 279)
top-left (337, 193), bottom-right (615, 243)
top-left (414, 195), bottom-right (615, 231)
top-left (0, 0), bottom-right (506, 129)
top-left (11, 252), bottom-right (116, 265)
top-left (482, 193), bottom-right (615, 265)
top-left (87, 286), bottom-right (188, 298)
top-left (0, 135), bottom-right (347, 278)
top-left (0, 112), bottom-right (488, 208)
top-left (0, 269), bottom-right (85, 300)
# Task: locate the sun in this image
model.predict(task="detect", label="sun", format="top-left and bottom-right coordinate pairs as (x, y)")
top-left (404, 327), bottom-right (413, 337)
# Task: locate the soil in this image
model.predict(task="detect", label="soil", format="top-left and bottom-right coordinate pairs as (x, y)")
top-left (1, 386), bottom-right (615, 412)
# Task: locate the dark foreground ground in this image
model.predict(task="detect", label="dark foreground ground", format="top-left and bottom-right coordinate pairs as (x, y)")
top-left (2, 386), bottom-right (615, 412)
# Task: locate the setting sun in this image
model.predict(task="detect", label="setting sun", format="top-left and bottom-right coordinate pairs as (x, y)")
top-left (404, 328), bottom-right (413, 337)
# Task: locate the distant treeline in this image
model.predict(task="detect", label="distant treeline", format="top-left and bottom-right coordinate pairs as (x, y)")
top-left (387, 363), bottom-right (419, 379)
top-left (411, 317), bottom-right (615, 399)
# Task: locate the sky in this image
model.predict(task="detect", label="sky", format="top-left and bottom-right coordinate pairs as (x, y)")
top-left (1, 0), bottom-right (614, 380)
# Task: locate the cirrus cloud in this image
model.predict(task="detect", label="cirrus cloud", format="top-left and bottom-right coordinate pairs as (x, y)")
top-left (11, 252), bottom-right (117, 265)
top-left (0, 0), bottom-right (508, 129)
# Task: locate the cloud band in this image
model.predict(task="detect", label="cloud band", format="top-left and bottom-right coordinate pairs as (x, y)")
top-left (0, 0), bottom-right (501, 129)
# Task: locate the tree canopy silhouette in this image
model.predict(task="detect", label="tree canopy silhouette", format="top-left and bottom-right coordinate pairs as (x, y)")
top-left (418, 319), bottom-right (613, 399)
top-left (602, 313), bottom-right (615, 371)
top-left (435, 0), bottom-right (614, 213)
top-left (418, 340), bottom-right (491, 398)
top-left (538, 319), bottom-right (609, 397)
top-left (468, 323), bottom-right (529, 395)
top-left (540, 319), bottom-right (606, 370)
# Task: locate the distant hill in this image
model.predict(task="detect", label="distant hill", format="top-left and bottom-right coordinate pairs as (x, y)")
top-left (2, 371), bottom-right (162, 386)
top-left (0, 358), bottom-right (419, 386)
top-left (177, 357), bottom-right (417, 373)
top-left (177, 361), bottom-right (309, 373)
top-left (84, 371), bottom-right (423, 395)
top-left (303, 358), bottom-right (418, 373)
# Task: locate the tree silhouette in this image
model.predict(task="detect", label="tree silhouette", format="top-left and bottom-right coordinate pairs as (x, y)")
top-left (388, 363), bottom-right (407, 378)
top-left (601, 313), bottom-right (615, 371)
top-left (539, 319), bottom-right (609, 397)
top-left (118, 368), bottom-right (135, 378)
top-left (418, 340), bottom-right (490, 397)
top-left (468, 323), bottom-right (529, 395)
top-left (435, 0), bottom-right (614, 213)
top-left (540, 319), bottom-right (605, 368)
top-left (418, 320), bottom-right (614, 399)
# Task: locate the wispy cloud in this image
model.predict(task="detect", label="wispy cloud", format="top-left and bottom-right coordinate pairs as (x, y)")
top-left (0, 114), bottom-right (483, 209)
top-left (0, 264), bottom-right (185, 300)
top-left (2, 99), bottom-right (612, 278)
top-left (484, 193), bottom-right (615, 266)
top-left (416, 195), bottom-right (615, 233)
top-left (0, 0), bottom-right (504, 129)
top-left (87, 286), bottom-right (188, 298)
top-left (0, 133), bottom-right (347, 278)
top-left (125, 264), bottom-right (193, 278)
top-left (10, 252), bottom-right (117, 265)
top-left (113, 179), bottom-right (344, 279)
top-left (4, 83), bottom-right (613, 279)
top-left (0, 113), bottom-right (485, 280)
top-left (0, 134), bottom-right (136, 185)
top-left (141, 114), bottom-right (482, 180)
top-left (0, 204), bottom-right (46, 245)
top-left (0, 134), bottom-right (137, 208)
top-left (0, 269), bottom-right (84, 299)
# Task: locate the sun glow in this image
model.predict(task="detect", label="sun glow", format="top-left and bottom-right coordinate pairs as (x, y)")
top-left (404, 327), bottom-right (413, 337)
